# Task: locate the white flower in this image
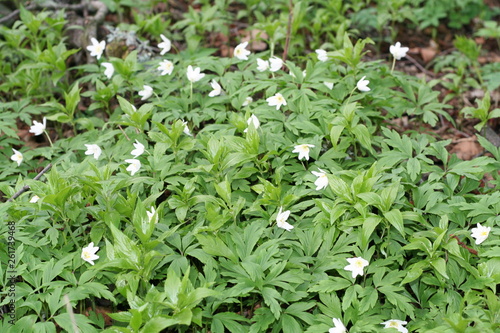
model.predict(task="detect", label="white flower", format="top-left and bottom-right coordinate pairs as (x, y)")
top-left (186, 65), bottom-right (205, 83)
top-left (316, 49), bottom-right (328, 62)
top-left (256, 58), bottom-right (269, 72)
top-left (131, 140), bottom-right (145, 157)
top-left (244, 114), bottom-right (260, 133)
top-left (234, 41), bottom-right (251, 60)
top-left (292, 144), bottom-right (315, 161)
top-left (81, 242), bottom-right (99, 265)
top-left (158, 34), bottom-right (171, 55)
top-left (158, 59), bottom-right (174, 76)
top-left (84, 144), bottom-right (102, 160)
top-left (344, 257), bottom-right (369, 279)
top-left (101, 62), bottom-right (114, 79)
top-left (139, 85), bottom-right (153, 100)
top-left (381, 319), bottom-right (408, 333)
top-left (356, 76), bottom-right (370, 92)
top-left (242, 97), bottom-right (253, 106)
top-left (30, 195), bottom-right (40, 203)
top-left (324, 81), bottom-right (334, 90)
top-left (208, 79), bottom-right (222, 97)
top-left (11, 148), bottom-right (23, 166)
top-left (266, 93), bottom-right (287, 110)
top-left (329, 318), bottom-right (347, 333)
top-left (86, 38), bottom-right (106, 60)
top-left (276, 207), bottom-right (293, 231)
top-left (471, 223), bottom-right (491, 245)
top-left (29, 117), bottom-right (46, 136)
top-left (389, 42), bottom-right (409, 60)
top-left (147, 207), bottom-right (157, 223)
top-left (311, 169), bottom-right (328, 190)
top-left (182, 120), bottom-right (192, 136)
top-left (125, 159), bottom-right (141, 176)
top-left (269, 56), bottom-right (283, 72)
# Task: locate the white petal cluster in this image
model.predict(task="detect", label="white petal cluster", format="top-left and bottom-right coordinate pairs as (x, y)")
top-left (81, 242), bottom-right (99, 265)
top-left (344, 257), bottom-right (369, 278)
top-left (84, 144), bottom-right (102, 160)
top-left (266, 93), bottom-right (287, 110)
top-left (292, 144), bottom-right (315, 161)
top-left (276, 207), bottom-right (293, 231)
top-left (87, 38), bottom-right (106, 59)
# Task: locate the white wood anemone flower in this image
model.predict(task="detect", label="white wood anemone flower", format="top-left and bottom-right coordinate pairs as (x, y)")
top-left (139, 85), bottom-right (153, 100)
top-left (233, 41), bottom-right (251, 60)
top-left (356, 76), bottom-right (370, 92)
top-left (471, 223), bottom-right (491, 245)
top-left (186, 65), bottom-right (205, 83)
top-left (147, 207), bottom-right (157, 223)
top-left (389, 42), bottom-right (409, 60)
top-left (158, 34), bottom-right (171, 55)
top-left (244, 114), bottom-right (260, 133)
top-left (30, 195), bottom-right (40, 203)
top-left (315, 49), bottom-right (328, 62)
top-left (131, 140), bottom-right (145, 158)
top-left (269, 56), bottom-right (283, 72)
top-left (329, 318), bottom-right (347, 333)
top-left (11, 148), bottom-right (23, 166)
top-left (182, 120), bottom-right (192, 136)
top-left (256, 58), bottom-right (269, 72)
top-left (101, 62), bottom-right (114, 79)
top-left (158, 60), bottom-right (174, 76)
top-left (266, 93), bottom-right (287, 110)
top-left (311, 169), bottom-right (328, 190)
top-left (84, 144), bottom-right (102, 160)
top-left (344, 257), bottom-right (369, 278)
top-left (208, 79), bottom-right (222, 97)
top-left (276, 207), bottom-right (293, 231)
top-left (381, 319), bottom-right (408, 333)
top-left (242, 97), bottom-right (253, 106)
top-left (292, 144), bottom-right (315, 161)
top-left (29, 117), bottom-right (46, 136)
top-left (86, 38), bottom-right (106, 60)
top-left (125, 159), bottom-right (141, 176)
top-left (81, 242), bottom-right (99, 265)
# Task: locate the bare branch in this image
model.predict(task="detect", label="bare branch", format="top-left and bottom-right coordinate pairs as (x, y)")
top-left (7, 164), bottom-right (52, 202)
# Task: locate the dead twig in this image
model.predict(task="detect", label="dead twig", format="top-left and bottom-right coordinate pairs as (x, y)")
top-left (281, 0), bottom-right (293, 67)
top-left (7, 164), bottom-right (52, 202)
top-left (449, 234), bottom-right (478, 256)
top-left (405, 54), bottom-right (436, 78)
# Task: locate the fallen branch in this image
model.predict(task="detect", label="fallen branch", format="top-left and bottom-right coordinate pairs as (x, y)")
top-left (7, 164), bottom-right (52, 202)
top-left (449, 234), bottom-right (478, 256)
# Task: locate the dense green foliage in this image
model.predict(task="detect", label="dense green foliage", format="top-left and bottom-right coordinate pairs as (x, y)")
top-left (1, 1), bottom-right (499, 332)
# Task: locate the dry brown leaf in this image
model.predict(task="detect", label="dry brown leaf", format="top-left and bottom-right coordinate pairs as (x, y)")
top-left (241, 29), bottom-right (268, 51)
top-left (449, 140), bottom-right (483, 160)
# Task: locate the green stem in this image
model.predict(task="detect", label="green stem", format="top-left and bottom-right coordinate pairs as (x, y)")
top-left (189, 82), bottom-right (193, 111)
top-left (44, 130), bottom-right (53, 147)
top-left (390, 57), bottom-right (396, 74)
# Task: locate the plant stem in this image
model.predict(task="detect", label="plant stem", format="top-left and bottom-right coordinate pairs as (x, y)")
top-left (44, 130), bottom-right (53, 147)
top-left (282, 0), bottom-right (294, 67)
top-left (390, 57), bottom-right (396, 73)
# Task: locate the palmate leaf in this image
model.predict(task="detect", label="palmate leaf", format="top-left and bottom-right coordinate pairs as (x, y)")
top-left (211, 312), bottom-right (249, 333)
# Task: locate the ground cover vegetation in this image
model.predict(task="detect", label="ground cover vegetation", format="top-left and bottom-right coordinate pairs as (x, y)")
top-left (0, 0), bottom-right (500, 332)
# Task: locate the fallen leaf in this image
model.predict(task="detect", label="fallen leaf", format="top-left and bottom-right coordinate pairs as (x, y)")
top-left (241, 29), bottom-right (268, 51)
top-left (449, 139), bottom-right (483, 160)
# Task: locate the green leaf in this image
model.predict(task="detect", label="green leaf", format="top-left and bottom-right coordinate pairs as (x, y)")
top-left (384, 209), bottom-right (405, 237)
top-left (140, 316), bottom-right (178, 333)
top-left (195, 234), bottom-right (238, 262)
top-left (430, 257), bottom-right (449, 279)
